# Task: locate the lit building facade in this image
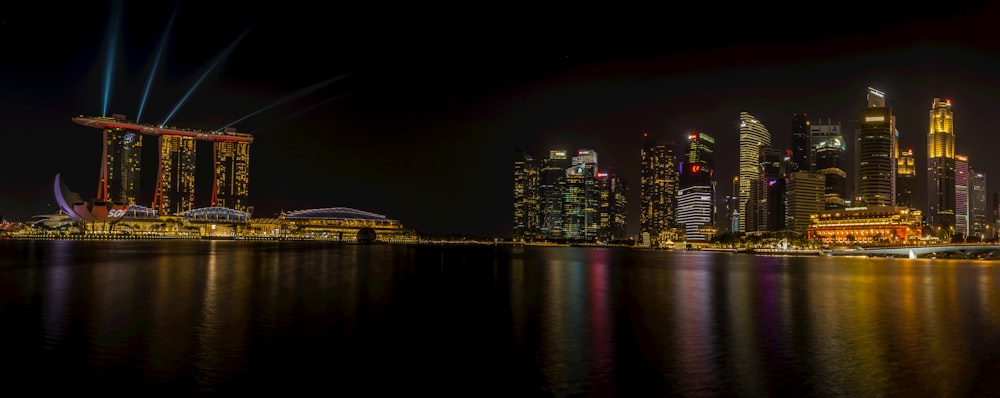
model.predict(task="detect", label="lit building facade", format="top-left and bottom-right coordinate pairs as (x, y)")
top-left (738, 112), bottom-right (770, 233)
top-left (728, 176), bottom-right (739, 233)
top-left (677, 186), bottom-right (714, 241)
top-left (597, 171), bottom-right (628, 242)
top-left (955, 154), bottom-right (969, 237)
top-left (754, 144), bottom-right (784, 232)
top-left (927, 97), bottom-right (955, 231)
top-left (970, 170), bottom-right (988, 240)
top-left (807, 205), bottom-right (923, 245)
top-left (154, 134), bottom-right (197, 216)
top-left (563, 150), bottom-right (600, 241)
top-left (791, 114), bottom-right (810, 172)
top-left (816, 135), bottom-right (847, 209)
top-left (518, 148), bottom-right (624, 243)
top-left (539, 150), bottom-right (570, 239)
top-left (809, 118), bottom-right (842, 173)
top-left (640, 133), bottom-right (680, 247)
top-left (677, 132), bottom-right (716, 241)
top-left (97, 114), bottom-right (142, 205)
top-left (896, 148), bottom-right (916, 208)
top-left (785, 171), bottom-right (825, 235)
top-left (72, 114), bottom-right (255, 216)
top-left (212, 136), bottom-right (252, 213)
top-left (512, 150), bottom-right (540, 241)
top-left (857, 87), bottom-right (895, 207)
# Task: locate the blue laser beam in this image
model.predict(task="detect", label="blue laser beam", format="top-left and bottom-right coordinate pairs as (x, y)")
top-left (250, 93), bottom-right (349, 134)
top-left (101, 1), bottom-right (123, 117)
top-left (136, 3), bottom-right (178, 123)
top-left (159, 26), bottom-right (252, 127)
top-left (218, 73), bottom-right (353, 131)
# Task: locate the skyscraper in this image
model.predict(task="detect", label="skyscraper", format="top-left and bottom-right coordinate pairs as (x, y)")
top-left (97, 116), bottom-right (142, 205)
top-left (512, 150), bottom-right (539, 241)
top-left (927, 97), bottom-right (956, 232)
top-left (153, 134), bottom-right (197, 215)
top-left (791, 114), bottom-right (810, 172)
top-left (597, 171), bottom-right (627, 242)
top-left (563, 149), bottom-right (600, 241)
top-left (816, 135), bottom-right (847, 209)
top-left (677, 132), bottom-right (716, 241)
top-left (518, 148), bottom-right (624, 243)
top-left (785, 171), bottom-right (825, 235)
top-left (857, 87), bottom-right (895, 207)
top-left (738, 112), bottom-right (770, 233)
top-left (72, 115), bottom-right (254, 216)
top-left (212, 133), bottom-right (252, 213)
top-left (970, 169), bottom-right (988, 240)
top-left (753, 144), bottom-right (783, 232)
top-left (809, 119), bottom-right (842, 172)
top-left (896, 148), bottom-right (916, 209)
top-left (539, 150), bottom-right (570, 239)
top-left (640, 133), bottom-right (679, 247)
top-left (955, 154), bottom-right (969, 238)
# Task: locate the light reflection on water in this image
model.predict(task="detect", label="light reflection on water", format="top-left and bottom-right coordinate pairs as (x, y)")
top-left (0, 240), bottom-right (998, 396)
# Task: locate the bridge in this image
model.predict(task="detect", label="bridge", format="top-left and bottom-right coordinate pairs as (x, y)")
top-left (828, 244), bottom-right (1000, 259)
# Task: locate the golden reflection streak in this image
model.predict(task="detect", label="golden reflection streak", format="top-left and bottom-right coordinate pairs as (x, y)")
top-left (193, 243), bottom-right (221, 388)
top-left (508, 248), bottom-right (525, 348)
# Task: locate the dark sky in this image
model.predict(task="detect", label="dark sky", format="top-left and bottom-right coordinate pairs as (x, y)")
top-left (3, 1), bottom-right (1000, 238)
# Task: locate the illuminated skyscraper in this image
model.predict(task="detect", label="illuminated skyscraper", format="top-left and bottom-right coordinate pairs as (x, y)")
top-left (955, 155), bottom-right (969, 238)
top-left (727, 176), bottom-right (739, 233)
top-left (678, 132), bottom-right (716, 241)
top-left (640, 133), bottom-right (679, 247)
top-left (857, 87), bottom-right (895, 207)
top-left (791, 114), bottom-right (810, 172)
top-left (97, 114), bottom-right (142, 205)
top-left (72, 115), bottom-right (254, 216)
top-left (597, 171), bottom-right (627, 242)
top-left (785, 171), bottom-right (825, 235)
top-left (212, 136), bottom-right (252, 213)
top-left (809, 118), bottom-right (841, 172)
top-left (539, 150), bottom-right (569, 239)
top-left (677, 186), bottom-right (714, 241)
top-left (816, 136), bottom-right (847, 209)
top-left (519, 148), bottom-right (620, 243)
top-left (563, 149), bottom-right (600, 241)
top-left (970, 169), bottom-right (988, 240)
top-left (512, 149), bottom-right (540, 241)
top-left (738, 112), bottom-right (770, 233)
top-left (896, 148), bottom-right (916, 208)
top-left (153, 134), bottom-right (197, 216)
top-left (751, 144), bottom-right (783, 232)
top-left (927, 97), bottom-right (956, 231)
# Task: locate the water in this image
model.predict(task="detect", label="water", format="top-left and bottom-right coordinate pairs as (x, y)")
top-left (1, 240), bottom-right (998, 397)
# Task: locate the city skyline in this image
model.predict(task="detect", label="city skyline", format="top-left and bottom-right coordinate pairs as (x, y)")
top-left (4, 2), bottom-right (1000, 238)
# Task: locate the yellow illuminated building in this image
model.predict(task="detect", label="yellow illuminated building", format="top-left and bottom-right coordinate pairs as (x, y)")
top-left (927, 98), bottom-right (956, 230)
top-left (154, 134), bottom-right (197, 215)
top-left (807, 205), bottom-right (923, 245)
top-left (212, 137), bottom-right (252, 213)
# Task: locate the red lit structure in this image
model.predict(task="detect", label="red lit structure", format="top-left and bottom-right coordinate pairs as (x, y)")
top-left (72, 115), bottom-right (254, 215)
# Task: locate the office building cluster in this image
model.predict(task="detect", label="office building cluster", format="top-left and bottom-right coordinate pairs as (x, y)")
top-left (512, 149), bottom-right (628, 243)
top-left (513, 86), bottom-right (999, 246)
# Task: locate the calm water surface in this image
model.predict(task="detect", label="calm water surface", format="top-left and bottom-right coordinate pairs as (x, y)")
top-left (1, 240), bottom-right (998, 397)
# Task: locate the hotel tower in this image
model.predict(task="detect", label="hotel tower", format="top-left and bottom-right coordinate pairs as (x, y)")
top-left (73, 114), bottom-right (254, 215)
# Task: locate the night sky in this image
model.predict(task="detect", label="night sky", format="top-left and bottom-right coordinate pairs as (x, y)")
top-left (3, 1), bottom-right (1000, 238)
